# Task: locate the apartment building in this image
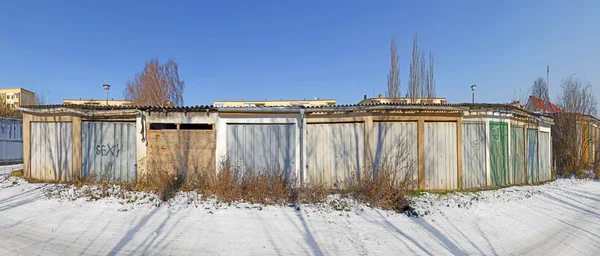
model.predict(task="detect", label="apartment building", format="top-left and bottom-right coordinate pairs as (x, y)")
top-left (213, 98), bottom-right (336, 107)
top-left (0, 88), bottom-right (36, 108)
top-left (358, 94), bottom-right (447, 105)
top-left (63, 99), bottom-right (134, 106)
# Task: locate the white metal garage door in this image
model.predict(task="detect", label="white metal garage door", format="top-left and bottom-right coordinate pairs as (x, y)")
top-left (425, 122), bottom-right (458, 190)
top-left (30, 122), bottom-right (73, 181)
top-left (306, 123), bottom-right (364, 187)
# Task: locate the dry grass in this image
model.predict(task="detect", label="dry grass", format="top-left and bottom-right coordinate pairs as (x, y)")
top-left (9, 169), bottom-right (23, 177)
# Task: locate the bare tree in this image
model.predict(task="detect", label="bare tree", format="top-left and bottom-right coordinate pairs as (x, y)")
top-left (531, 77), bottom-right (550, 102)
top-left (419, 51), bottom-right (427, 98)
top-left (427, 51), bottom-right (435, 98)
top-left (511, 85), bottom-right (529, 105)
top-left (35, 90), bottom-right (47, 105)
top-left (386, 35), bottom-right (401, 99)
top-left (553, 74), bottom-right (598, 178)
top-left (557, 74), bottom-right (597, 116)
top-left (124, 58), bottom-right (185, 106)
top-left (408, 33), bottom-right (420, 100)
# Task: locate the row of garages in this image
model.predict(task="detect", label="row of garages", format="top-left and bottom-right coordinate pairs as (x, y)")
top-left (19, 104), bottom-right (555, 190)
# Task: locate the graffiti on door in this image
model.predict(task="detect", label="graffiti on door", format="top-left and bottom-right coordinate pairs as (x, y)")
top-left (95, 144), bottom-right (122, 157)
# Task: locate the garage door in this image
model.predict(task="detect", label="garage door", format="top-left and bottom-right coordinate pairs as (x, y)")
top-left (425, 122), bottom-right (458, 190)
top-left (462, 122), bottom-right (487, 189)
top-left (227, 124), bottom-right (295, 176)
top-left (306, 123), bottom-right (364, 187)
top-left (490, 122), bottom-right (509, 186)
top-left (30, 122), bottom-right (73, 181)
top-left (373, 122), bottom-right (418, 188)
top-left (82, 121), bottom-right (136, 183)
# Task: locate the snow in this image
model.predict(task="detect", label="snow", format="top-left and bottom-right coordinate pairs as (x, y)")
top-left (1, 169), bottom-right (600, 255)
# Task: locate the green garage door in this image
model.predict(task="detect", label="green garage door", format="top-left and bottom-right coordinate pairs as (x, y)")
top-left (490, 122), bottom-right (509, 186)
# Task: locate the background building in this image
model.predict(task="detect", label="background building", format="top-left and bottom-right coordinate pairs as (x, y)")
top-left (213, 98), bottom-right (336, 107)
top-left (358, 94), bottom-right (447, 105)
top-left (63, 99), bottom-right (134, 106)
top-left (0, 88), bottom-right (36, 108)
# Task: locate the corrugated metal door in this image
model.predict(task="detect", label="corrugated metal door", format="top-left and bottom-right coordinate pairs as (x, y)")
top-left (373, 122), bottom-right (418, 188)
top-left (511, 126), bottom-right (526, 184)
top-left (539, 131), bottom-right (551, 182)
top-left (489, 122), bottom-right (509, 186)
top-left (425, 122), bottom-right (457, 190)
top-left (30, 122), bottom-right (73, 181)
top-left (227, 124), bottom-right (295, 175)
top-left (462, 122), bottom-right (487, 189)
top-left (527, 129), bottom-right (539, 184)
top-left (82, 122), bottom-right (137, 183)
top-left (583, 125), bottom-right (590, 165)
top-left (306, 123), bottom-right (364, 187)
top-left (0, 120), bottom-right (23, 162)
top-left (589, 126), bottom-right (595, 164)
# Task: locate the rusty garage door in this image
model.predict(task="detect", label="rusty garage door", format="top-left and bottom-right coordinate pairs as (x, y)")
top-left (82, 122), bottom-right (136, 183)
top-left (148, 123), bottom-right (216, 177)
top-left (30, 122), bottom-right (73, 181)
top-left (425, 122), bottom-right (458, 190)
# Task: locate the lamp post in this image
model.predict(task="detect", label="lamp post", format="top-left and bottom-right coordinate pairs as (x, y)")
top-left (471, 84), bottom-right (476, 104)
top-left (103, 84), bottom-right (111, 106)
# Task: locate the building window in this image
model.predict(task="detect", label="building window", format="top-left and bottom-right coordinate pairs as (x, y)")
top-left (245, 103), bottom-right (255, 107)
top-left (215, 104), bottom-right (224, 108)
top-left (15, 93), bottom-right (20, 99)
top-left (327, 102), bottom-right (335, 106)
top-left (14, 102), bottom-right (18, 107)
top-left (0, 94), bottom-right (4, 99)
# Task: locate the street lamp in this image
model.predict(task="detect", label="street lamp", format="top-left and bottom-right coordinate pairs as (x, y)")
top-left (103, 84), bottom-right (111, 106)
top-left (471, 84), bottom-right (476, 104)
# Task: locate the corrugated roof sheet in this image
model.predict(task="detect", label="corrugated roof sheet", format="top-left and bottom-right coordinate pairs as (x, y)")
top-left (19, 102), bottom-right (552, 119)
top-left (20, 104), bottom-right (215, 112)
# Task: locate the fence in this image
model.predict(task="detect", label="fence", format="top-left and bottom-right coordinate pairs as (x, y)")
top-left (0, 118), bottom-right (23, 163)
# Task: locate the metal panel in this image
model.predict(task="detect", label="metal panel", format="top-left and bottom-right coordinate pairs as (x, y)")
top-left (82, 122), bottom-right (136, 183)
top-left (30, 122), bottom-right (73, 181)
top-left (462, 122), bottom-right (487, 189)
top-left (510, 126), bottom-right (526, 184)
top-left (373, 122), bottom-right (418, 188)
top-left (425, 122), bottom-right (457, 190)
top-left (227, 123), bottom-right (295, 175)
top-left (527, 129), bottom-right (539, 184)
top-left (0, 119), bottom-right (23, 162)
top-left (590, 126), bottom-right (595, 164)
top-left (539, 131), bottom-right (551, 182)
top-left (306, 123), bottom-right (364, 187)
top-left (489, 122), bottom-right (509, 186)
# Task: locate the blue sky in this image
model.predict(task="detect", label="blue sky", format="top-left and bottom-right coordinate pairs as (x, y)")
top-left (0, 1), bottom-right (598, 106)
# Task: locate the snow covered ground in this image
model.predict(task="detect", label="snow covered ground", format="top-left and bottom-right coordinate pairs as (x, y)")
top-left (1, 169), bottom-right (600, 255)
top-left (0, 164), bottom-right (22, 177)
